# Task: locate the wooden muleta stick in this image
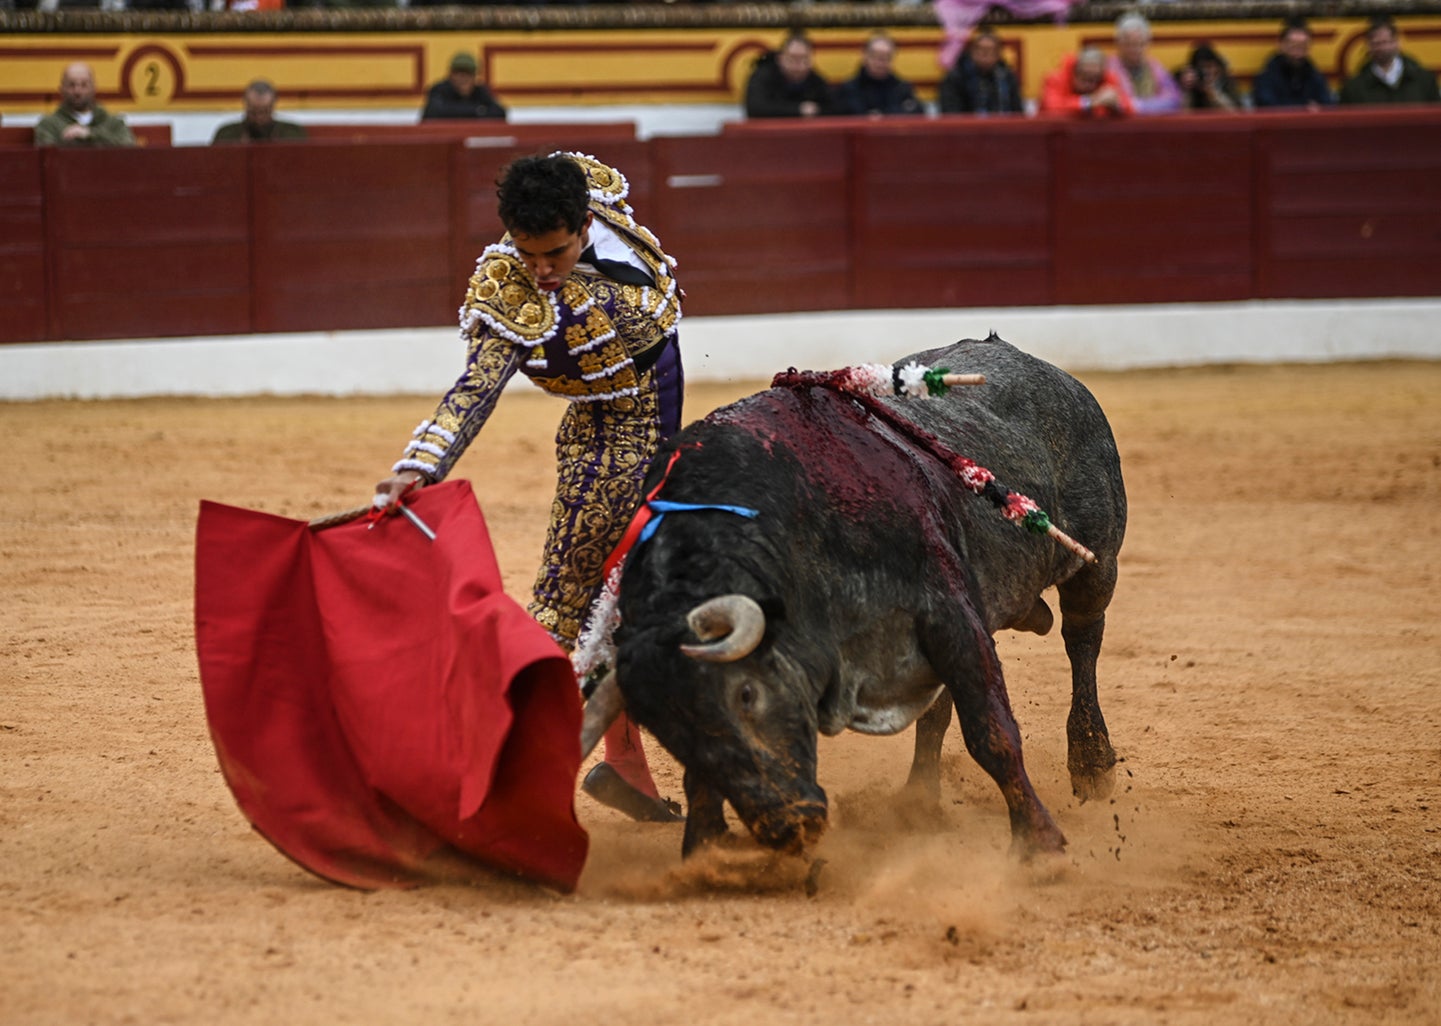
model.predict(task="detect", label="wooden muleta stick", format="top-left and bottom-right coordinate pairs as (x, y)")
top-left (308, 504), bottom-right (372, 530)
top-left (309, 499), bottom-right (436, 541)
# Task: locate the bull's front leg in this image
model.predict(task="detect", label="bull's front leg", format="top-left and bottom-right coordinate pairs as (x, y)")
top-left (922, 610), bottom-right (1066, 858)
top-left (681, 766), bottom-right (729, 858)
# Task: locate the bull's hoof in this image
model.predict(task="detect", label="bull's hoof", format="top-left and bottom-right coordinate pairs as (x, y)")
top-left (1011, 822), bottom-right (1067, 863)
top-left (1070, 769), bottom-right (1116, 804)
top-left (582, 763), bottom-right (684, 823)
top-left (1068, 762), bottom-right (1117, 804)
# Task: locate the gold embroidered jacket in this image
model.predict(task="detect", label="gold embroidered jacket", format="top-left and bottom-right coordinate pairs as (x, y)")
top-left (394, 153), bottom-right (682, 483)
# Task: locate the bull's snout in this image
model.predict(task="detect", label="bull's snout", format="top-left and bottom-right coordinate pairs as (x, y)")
top-left (749, 799), bottom-right (829, 853)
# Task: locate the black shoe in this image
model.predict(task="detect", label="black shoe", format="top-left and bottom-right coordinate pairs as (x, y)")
top-left (582, 763), bottom-right (683, 823)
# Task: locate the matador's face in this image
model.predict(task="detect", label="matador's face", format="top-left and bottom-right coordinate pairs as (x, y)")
top-left (511, 211), bottom-right (593, 293)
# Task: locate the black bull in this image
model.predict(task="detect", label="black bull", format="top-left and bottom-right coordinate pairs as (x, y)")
top-left (582, 336), bottom-right (1127, 859)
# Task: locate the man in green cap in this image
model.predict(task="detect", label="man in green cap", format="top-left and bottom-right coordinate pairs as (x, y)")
top-left (34, 63), bottom-right (135, 148)
top-left (421, 51), bottom-right (507, 121)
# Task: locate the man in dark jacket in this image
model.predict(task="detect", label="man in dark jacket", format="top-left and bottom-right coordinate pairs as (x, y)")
top-left (1340, 17), bottom-right (1440, 105)
top-left (1251, 18), bottom-right (1336, 109)
top-left (833, 32), bottom-right (924, 117)
top-left (421, 52), bottom-right (507, 121)
top-left (744, 32), bottom-right (836, 118)
top-left (938, 28), bottom-right (1024, 115)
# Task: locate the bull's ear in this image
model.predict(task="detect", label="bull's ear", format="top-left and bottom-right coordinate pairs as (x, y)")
top-left (579, 670), bottom-right (625, 760)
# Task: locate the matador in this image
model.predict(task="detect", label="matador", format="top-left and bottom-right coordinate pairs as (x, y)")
top-left (376, 152), bottom-right (685, 823)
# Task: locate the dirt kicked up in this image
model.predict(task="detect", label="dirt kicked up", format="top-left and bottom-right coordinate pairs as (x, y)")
top-left (2, 359), bottom-right (1438, 1025)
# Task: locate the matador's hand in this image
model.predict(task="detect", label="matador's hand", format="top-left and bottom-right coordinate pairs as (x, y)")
top-left (374, 472), bottom-right (427, 509)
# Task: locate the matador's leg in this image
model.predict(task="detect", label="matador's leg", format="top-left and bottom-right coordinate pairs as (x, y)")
top-left (530, 358), bottom-right (684, 821)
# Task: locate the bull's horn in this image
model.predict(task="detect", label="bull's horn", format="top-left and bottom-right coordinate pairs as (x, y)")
top-left (579, 669), bottom-right (624, 761)
top-left (680, 594), bottom-right (765, 663)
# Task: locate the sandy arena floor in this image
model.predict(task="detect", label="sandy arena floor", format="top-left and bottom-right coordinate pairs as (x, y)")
top-left (2, 357), bottom-right (1438, 1025)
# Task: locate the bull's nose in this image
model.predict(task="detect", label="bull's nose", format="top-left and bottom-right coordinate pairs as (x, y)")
top-left (752, 800), bottom-right (828, 853)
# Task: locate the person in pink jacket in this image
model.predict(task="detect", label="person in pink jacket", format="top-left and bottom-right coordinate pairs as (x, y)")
top-left (1107, 12), bottom-right (1183, 114)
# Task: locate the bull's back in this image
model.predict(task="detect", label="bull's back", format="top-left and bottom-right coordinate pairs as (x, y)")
top-left (647, 335), bottom-right (1124, 631)
top-left (891, 337), bottom-right (1127, 606)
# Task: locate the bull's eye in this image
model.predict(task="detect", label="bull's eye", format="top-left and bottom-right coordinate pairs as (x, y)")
top-left (738, 683), bottom-right (755, 711)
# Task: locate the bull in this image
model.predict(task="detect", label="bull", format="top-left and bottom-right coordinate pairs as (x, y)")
top-left (581, 335), bottom-right (1127, 860)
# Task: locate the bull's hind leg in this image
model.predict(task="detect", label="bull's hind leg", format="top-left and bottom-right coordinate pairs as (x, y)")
top-left (1058, 560), bottom-right (1119, 801)
top-left (920, 610), bottom-right (1066, 858)
top-left (904, 694), bottom-right (952, 805)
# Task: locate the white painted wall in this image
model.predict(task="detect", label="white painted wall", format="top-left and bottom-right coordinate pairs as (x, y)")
top-left (3, 298), bottom-right (1437, 400)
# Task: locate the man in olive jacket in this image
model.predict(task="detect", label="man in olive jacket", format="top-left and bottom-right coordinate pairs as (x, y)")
top-left (1340, 17), bottom-right (1440, 105)
top-left (34, 63), bottom-right (135, 148)
top-left (212, 80), bottom-right (309, 143)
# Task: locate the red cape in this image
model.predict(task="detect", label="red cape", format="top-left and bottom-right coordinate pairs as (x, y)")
top-left (194, 481), bottom-right (588, 892)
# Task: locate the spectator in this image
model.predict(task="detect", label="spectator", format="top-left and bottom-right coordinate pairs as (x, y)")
top-left (1039, 48), bottom-right (1133, 118)
top-left (1251, 18), bottom-right (1336, 109)
top-left (832, 32), bottom-right (924, 117)
top-left (421, 52), bottom-right (507, 121)
top-left (744, 32), bottom-right (836, 118)
top-left (937, 28), bottom-right (1024, 115)
top-left (34, 63), bottom-right (135, 148)
top-left (1107, 12), bottom-right (1183, 115)
top-left (212, 80), bottom-right (307, 144)
top-left (374, 153), bottom-right (684, 825)
top-left (1340, 17), bottom-right (1440, 105)
top-left (1173, 42), bottom-right (1245, 112)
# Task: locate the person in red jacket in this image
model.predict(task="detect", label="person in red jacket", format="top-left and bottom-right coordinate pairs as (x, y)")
top-left (1039, 48), bottom-right (1135, 118)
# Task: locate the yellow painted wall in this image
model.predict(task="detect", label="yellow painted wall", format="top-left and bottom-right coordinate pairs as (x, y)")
top-left (2, 18), bottom-right (1439, 115)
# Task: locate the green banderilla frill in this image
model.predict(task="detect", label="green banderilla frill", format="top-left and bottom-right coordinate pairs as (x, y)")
top-left (1022, 509), bottom-right (1052, 535)
top-left (922, 367), bottom-right (953, 397)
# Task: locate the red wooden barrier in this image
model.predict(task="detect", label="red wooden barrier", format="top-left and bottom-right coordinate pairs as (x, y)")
top-left (850, 118), bottom-right (1054, 309)
top-left (1051, 116), bottom-right (1254, 305)
top-left (650, 132), bottom-right (851, 317)
top-left (6, 109), bottom-right (1438, 347)
top-left (0, 124), bottom-right (173, 148)
top-left (0, 150), bottom-right (46, 344)
top-left (303, 121), bottom-right (636, 146)
top-left (43, 147), bottom-right (249, 341)
top-left (1252, 108), bottom-right (1441, 300)
top-left (249, 142), bottom-right (454, 333)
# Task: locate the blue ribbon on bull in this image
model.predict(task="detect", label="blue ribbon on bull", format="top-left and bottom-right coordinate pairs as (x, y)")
top-left (637, 500), bottom-right (760, 544)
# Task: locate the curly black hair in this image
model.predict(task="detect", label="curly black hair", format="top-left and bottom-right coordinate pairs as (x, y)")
top-left (496, 155), bottom-right (589, 237)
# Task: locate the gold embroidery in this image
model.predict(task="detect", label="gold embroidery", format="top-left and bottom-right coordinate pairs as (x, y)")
top-left (569, 153), bottom-right (631, 206)
top-left (463, 252), bottom-right (557, 342)
top-left (527, 374), bottom-right (664, 644)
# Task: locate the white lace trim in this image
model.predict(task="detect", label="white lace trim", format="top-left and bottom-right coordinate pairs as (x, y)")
top-left (392, 457), bottom-right (438, 475)
top-left (568, 327), bottom-right (616, 356)
top-left (403, 440), bottom-right (449, 459)
top-left (411, 419), bottom-right (455, 444)
top-left (565, 384), bottom-right (641, 403)
top-left (572, 562), bottom-right (624, 684)
top-left (581, 356), bottom-right (633, 382)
